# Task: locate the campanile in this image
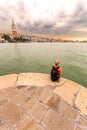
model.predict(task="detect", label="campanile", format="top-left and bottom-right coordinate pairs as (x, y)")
top-left (12, 19), bottom-right (17, 36)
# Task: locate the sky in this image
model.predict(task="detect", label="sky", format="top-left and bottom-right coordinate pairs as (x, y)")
top-left (0, 0), bottom-right (87, 40)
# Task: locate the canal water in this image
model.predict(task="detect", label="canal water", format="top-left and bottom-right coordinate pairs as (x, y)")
top-left (0, 42), bottom-right (87, 87)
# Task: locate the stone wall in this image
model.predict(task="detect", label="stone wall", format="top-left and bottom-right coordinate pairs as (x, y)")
top-left (0, 73), bottom-right (87, 130)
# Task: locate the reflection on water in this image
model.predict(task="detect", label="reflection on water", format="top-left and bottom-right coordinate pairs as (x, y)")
top-left (0, 42), bottom-right (87, 87)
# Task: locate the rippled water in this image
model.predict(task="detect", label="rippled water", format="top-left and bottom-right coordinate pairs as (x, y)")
top-left (0, 42), bottom-right (87, 87)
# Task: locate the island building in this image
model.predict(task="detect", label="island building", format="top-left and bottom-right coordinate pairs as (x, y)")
top-left (0, 33), bottom-right (5, 42)
top-left (0, 19), bottom-right (82, 42)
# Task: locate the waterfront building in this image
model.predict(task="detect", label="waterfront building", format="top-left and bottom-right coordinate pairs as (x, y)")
top-left (0, 33), bottom-right (4, 42)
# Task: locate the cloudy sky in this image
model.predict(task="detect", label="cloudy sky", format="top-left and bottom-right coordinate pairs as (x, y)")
top-left (0, 0), bottom-right (87, 40)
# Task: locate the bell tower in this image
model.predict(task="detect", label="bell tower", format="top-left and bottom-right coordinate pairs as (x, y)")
top-left (12, 19), bottom-right (17, 36)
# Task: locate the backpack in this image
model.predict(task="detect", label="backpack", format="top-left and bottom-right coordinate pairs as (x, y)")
top-left (51, 66), bottom-right (59, 81)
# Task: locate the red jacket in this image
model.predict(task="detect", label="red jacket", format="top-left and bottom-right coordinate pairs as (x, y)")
top-left (53, 66), bottom-right (62, 78)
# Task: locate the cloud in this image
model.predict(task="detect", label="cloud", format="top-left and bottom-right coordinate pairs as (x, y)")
top-left (62, 2), bottom-right (87, 37)
top-left (21, 1), bottom-right (87, 38)
top-left (0, 0), bottom-right (87, 39)
top-left (0, 0), bottom-right (30, 31)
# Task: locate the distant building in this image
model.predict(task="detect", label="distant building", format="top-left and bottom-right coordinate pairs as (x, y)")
top-left (12, 19), bottom-right (17, 37)
top-left (0, 33), bottom-right (4, 42)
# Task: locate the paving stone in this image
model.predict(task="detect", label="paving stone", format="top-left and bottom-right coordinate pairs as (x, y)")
top-left (25, 86), bottom-right (44, 99)
top-left (75, 127), bottom-right (83, 130)
top-left (46, 94), bottom-right (59, 110)
top-left (0, 91), bottom-right (9, 107)
top-left (0, 102), bottom-right (25, 129)
top-left (30, 102), bottom-right (47, 123)
top-left (0, 98), bottom-right (8, 108)
top-left (0, 125), bottom-right (7, 130)
top-left (1, 87), bottom-right (19, 99)
top-left (53, 79), bottom-right (80, 105)
top-left (23, 97), bottom-right (37, 113)
top-left (58, 100), bottom-right (77, 120)
top-left (39, 87), bottom-right (59, 110)
top-left (0, 74), bottom-right (18, 89)
top-left (0, 120), bottom-right (7, 130)
top-left (75, 87), bottom-right (87, 116)
top-left (12, 91), bottom-right (30, 106)
top-left (0, 91), bottom-right (5, 100)
top-left (79, 116), bottom-right (87, 127)
top-left (16, 117), bottom-right (43, 130)
top-left (39, 87), bottom-right (53, 104)
top-left (42, 109), bottom-right (74, 130)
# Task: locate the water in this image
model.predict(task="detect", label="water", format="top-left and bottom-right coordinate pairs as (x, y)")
top-left (0, 42), bottom-right (87, 87)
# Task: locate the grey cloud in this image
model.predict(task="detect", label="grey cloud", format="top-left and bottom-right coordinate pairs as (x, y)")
top-left (29, 20), bottom-right (55, 35)
top-left (0, 0), bottom-right (87, 38)
top-left (71, 3), bottom-right (87, 26)
top-left (61, 2), bottom-right (87, 35)
top-left (25, 3), bottom-right (87, 36)
top-left (0, 0), bottom-right (31, 33)
top-left (45, 2), bottom-right (87, 37)
top-left (0, 16), bottom-right (8, 21)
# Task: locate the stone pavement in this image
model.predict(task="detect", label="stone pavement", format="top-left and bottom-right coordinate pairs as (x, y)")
top-left (0, 73), bottom-right (87, 130)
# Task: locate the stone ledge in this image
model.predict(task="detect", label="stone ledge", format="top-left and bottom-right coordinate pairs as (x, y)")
top-left (0, 73), bottom-right (87, 130)
top-left (75, 87), bottom-right (87, 117)
top-left (41, 109), bottom-right (75, 130)
top-left (0, 102), bottom-right (25, 129)
top-left (58, 100), bottom-right (77, 120)
top-left (53, 79), bottom-right (87, 118)
top-left (15, 73), bottom-right (66, 87)
top-left (15, 116), bottom-right (43, 130)
top-left (0, 74), bottom-right (18, 89)
top-left (53, 79), bottom-right (81, 105)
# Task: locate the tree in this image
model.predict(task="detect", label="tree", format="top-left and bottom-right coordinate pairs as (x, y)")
top-left (3, 34), bottom-right (11, 41)
top-left (13, 36), bottom-right (29, 42)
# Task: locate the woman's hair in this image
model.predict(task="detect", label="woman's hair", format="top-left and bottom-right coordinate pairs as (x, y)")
top-left (55, 59), bottom-right (60, 66)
